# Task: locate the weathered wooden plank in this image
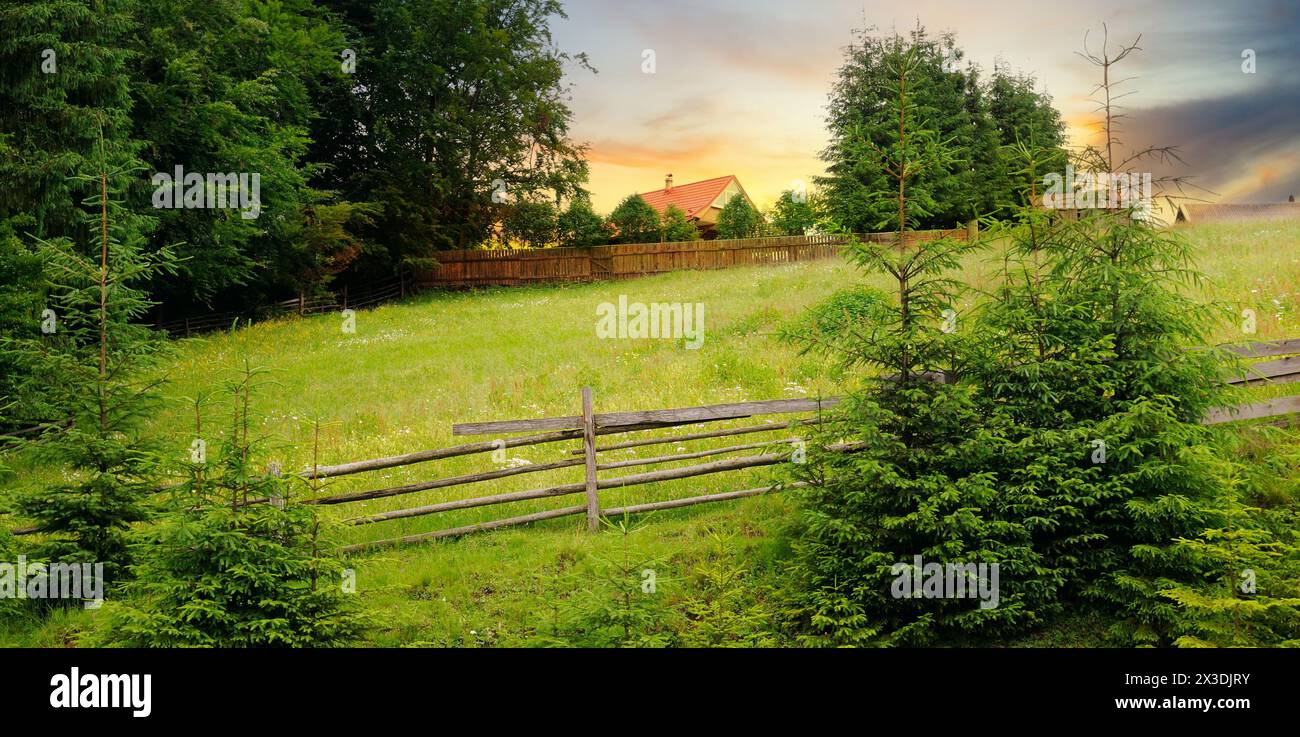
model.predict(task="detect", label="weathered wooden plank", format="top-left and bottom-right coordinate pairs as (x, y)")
top-left (452, 396), bottom-right (842, 436)
top-left (1219, 339), bottom-right (1300, 358)
top-left (595, 439), bottom-right (796, 470)
top-left (345, 451), bottom-right (790, 526)
top-left (305, 428), bottom-right (584, 478)
top-left (1202, 395), bottom-right (1300, 425)
top-left (300, 456), bottom-right (585, 506)
top-left (342, 481), bottom-right (814, 552)
top-left (571, 417), bottom-right (816, 455)
top-left (1224, 355), bottom-right (1300, 385)
top-left (602, 482), bottom-right (810, 516)
top-left (346, 480), bottom-right (588, 525)
top-left (581, 386), bottom-right (600, 532)
top-left (1229, 371), bottom-right (1300, 387)
top-left (338, 505), bottom-right (588, 553)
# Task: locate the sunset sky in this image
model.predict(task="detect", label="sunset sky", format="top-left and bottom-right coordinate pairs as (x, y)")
top-left (550, 0), bottom-right (1300, 213)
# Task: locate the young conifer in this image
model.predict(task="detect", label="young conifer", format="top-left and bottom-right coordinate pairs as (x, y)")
top-left (973, 30), bottom-right (1235, 643)
top-left (106, 359), bottom-right (365, 647)
top-left (9, 132), bottom-right (176, 585)
top-left (785, 39), bottom-right (1048, 646)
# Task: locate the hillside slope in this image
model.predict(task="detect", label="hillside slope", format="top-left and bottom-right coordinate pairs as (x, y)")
top-left (4, 220), bottom-right (1300, 647)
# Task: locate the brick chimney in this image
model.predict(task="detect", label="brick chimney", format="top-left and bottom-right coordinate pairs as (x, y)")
top-left (665, 173), bottom-right (673, 192)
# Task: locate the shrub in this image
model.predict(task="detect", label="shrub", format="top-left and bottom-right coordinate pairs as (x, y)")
top-left (660, 204), bottom-right (700, 242)
top-left (716, 195), bottom-right (763, 239)
top-left (102, 362), bottom-right (364, 647)
top-left (608, 194), bottom-right (659, 244)
top-left (556, 198), bottom-right (609, 248)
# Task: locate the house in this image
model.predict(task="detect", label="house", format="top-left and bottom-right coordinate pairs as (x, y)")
top-left (1175, 197), bottom-right (1298, 224)
top-left (637, 174), bottom-right (756, 238)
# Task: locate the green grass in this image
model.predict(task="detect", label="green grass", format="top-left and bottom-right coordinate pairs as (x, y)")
top-left (3, 218), bottom-right (1300, 647)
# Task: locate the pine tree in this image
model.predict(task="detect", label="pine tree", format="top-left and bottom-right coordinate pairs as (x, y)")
top-left (971, 31), bottom-right (1235, 644)
top-left (784, 44), bottom-right (1048, 646)
top-left (8, 132), bottom-right (177, 586)
top-left (104, 360), bottom-right (365, 647)
top-left (536, 515), bottom-right (675, 648)
top-left (0, 0), bottom-right (143, 244)
top-left (986, 65), bottom-right (1067, 209)
top-left (0, 0), bottom-right (150, 429)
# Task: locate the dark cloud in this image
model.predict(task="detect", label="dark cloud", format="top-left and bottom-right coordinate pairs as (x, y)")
top-left (1074, 0), bottom-right (1300, 201)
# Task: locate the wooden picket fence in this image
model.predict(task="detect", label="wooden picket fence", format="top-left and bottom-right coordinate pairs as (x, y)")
top-left (147, 229), bottom-right (973, 336)
top-left (416, 228), bottom-right (973, 288)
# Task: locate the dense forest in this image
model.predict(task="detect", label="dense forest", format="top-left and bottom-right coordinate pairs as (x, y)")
top-left (0, 1), bottom-right (1061, 435)
top-left (0, 3), bottom-right (1060, 314)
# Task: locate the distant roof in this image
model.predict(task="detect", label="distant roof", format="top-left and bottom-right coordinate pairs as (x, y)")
top-left (638, 175), bottom-right (750, 220)
top-left (1177, 202), bottom-right (1299, 223)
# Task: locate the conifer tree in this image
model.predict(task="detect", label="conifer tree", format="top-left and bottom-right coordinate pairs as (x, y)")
top-left (105, 360), bottom-right (365, 647)
top-left (0, 0), bottom-right (142, 244)
top-left (785, 42), bottom-right (1049, 645)
top-left (537, 515), bottom-right (675, 648)
top-left (9, 133), bottom-right (176, 585)
top-left (972, 30), bottom-right (1234, 643)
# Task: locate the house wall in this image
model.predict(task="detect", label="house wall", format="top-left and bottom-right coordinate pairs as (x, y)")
top-left (696, 180), bottom-right (750, 226)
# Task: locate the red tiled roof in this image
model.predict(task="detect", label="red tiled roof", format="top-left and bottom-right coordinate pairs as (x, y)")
top-left (638, 175), bottom-right (744, 220)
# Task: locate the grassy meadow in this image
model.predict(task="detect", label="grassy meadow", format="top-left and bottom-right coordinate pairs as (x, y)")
top-left (4, 218), bottom-right (1300, 647)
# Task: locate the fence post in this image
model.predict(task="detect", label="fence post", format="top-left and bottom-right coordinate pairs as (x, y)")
top-left (581, 386), bottom-right (600, 531)
top-left (967, 218), bottom-right (979, 242)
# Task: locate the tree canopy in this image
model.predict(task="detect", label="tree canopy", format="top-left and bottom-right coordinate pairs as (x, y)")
top-left (817, 25), bottom-right (1064, 231)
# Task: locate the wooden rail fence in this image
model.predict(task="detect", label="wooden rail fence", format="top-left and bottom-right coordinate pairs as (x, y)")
top-left (9, 338), bottom-right (1300, 547)
top-left (416, 229), bottom-right (972, 288)
top-left (328, 393), bottom-right (840, 552)
top-left (152, 277), bottom-right (409, 338)
top-left (320, 337), bottom-right (1300, 550)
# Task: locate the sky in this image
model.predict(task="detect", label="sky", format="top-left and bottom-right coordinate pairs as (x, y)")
top-left (548, 0), bottom-right (1300, 213)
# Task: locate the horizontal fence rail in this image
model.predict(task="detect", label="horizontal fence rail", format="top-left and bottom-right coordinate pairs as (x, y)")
top-left (11, 338), bottom-right (1300, 546)
top-left (450, 397), bottom-right (843, 436)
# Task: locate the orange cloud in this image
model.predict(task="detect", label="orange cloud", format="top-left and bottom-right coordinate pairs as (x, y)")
top-left (1217, 150), bottom-right (1300, 202)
